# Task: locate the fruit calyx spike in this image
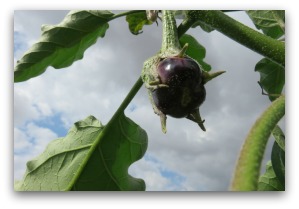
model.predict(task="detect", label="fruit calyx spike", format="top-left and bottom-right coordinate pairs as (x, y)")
top-left (177, 43), bottom-right (189, 58)
top-left (186, 109), bottom-right (206, 131)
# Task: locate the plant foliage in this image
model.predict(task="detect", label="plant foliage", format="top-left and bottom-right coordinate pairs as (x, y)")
top-left (14, 10), bottom-right (114, 82)
top-left (15, 115), bottom-right (148, 191)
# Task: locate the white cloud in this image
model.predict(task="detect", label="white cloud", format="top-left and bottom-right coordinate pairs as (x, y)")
top-left (14, 88), bottom-right (41, 126)
top-left (129, 155), bottom-right (187, 191)
top-left (14, 128), bottom-right (31, 152)
top-left (14, 123), bottom-right (58, 180)
top-left (25, 123), bottom-right (58, 151)
top-left (129, 157), bottom-right (170, 191)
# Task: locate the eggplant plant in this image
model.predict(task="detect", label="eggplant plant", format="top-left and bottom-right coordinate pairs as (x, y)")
top-left (14, 10), bottom-right (285, 191)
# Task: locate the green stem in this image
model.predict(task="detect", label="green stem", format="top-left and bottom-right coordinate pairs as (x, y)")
top-left (230, 95), bottom-right (285, 191)
top-left (109, 76), bottom-right (143, 121)
top-left (177, 18), bottom-right (194, 38)
top-left (109, 10), bottom-right (145, 21)
top-left (161, 10), bottom-right (181, 54)
top-left (184, 10), bottom-right (285, 67)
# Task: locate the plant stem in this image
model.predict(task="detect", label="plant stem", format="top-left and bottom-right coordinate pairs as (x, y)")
top-left (109, 10), bottom-right (145, 21)
top-left (110, 76), bottom-right (143, 121)
top-left (183, 10), bottom-right (285, 67)
top-left (161, 10), bottom-right (181, 54)
top-left (230, 95), bottom-right (285, 191)
top-left (177, 18), bottom-right (194, 38)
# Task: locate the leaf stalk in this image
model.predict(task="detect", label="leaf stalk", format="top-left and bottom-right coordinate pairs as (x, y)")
top-left (180, 10), bottom-right (285, 67)
top-left (230, 95), bottom-right (285, 191)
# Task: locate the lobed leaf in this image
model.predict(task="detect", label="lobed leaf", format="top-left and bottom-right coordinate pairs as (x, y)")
top-left (258, 161), bottom-right (284, 191)
top-left (15, 115), bottom-right (148, 191)
top-left (255, 58), bottom-right (285, 101)
top-left (246, 10), bottom-right (285, 39)
top-left (14, 10), bottom-right (114, 82)
top-left (126, 11), bottom-right (154, 35)
top-left (179, 34), bottom-right (211, 72)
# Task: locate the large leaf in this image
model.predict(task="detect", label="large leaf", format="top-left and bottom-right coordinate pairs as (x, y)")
top-left (271, 126), bottom-right (285, 187)
top-left (179, 34), bottom-right (211, 72)
top-left (15, 114), bottom-right (148, 191)
top-left (14, 10), bottom-right (114, 82)
top-left (255, 58), bottom-right (285, 101)
top-left (258, 161), bottom-right (284, 191)
top-left (246, 10), bottom-right (285, 39)
top-left (126, 11), bottom-right (154, 35)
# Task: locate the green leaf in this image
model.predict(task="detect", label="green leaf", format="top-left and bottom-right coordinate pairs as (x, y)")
top-left (15, 115), bottom-right (148, 191)
top-left (14, 10), bottom-right (114, 83)
top-left (126, 11), bottom-right (154, 35)
top-left (179, 34), bottom-right (212, 72)
top-left (272, 125), bottom-right (285, 151)
top-left (271, 126), bottom-right (285, 187)
top-left (258, 161), bottom-right (284, 191)
top-left (246, 10), bottom-right (285, 39)
top-left (255, 58), bottom-right (285, 101)
top-left (271, 141), bottom-right (285, 188)
top-left (191, 20), bottom-right (215, 33)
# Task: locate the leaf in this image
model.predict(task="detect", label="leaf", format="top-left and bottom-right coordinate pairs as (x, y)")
top-left (271, 126), bottom-right (285, 187)
top-left (246, 10), bottom-right (285, 39)
top-left (14, 10), bottom-right (114, 83)
top-left (271, 141), bottom-right (285, 188)
top-left (272, 125), bottom-right (285, 151)
top-left (258, 161), bottom-right (284, 191)
top-left (15, 115), bottom-right (148, 191)
top-left (255, 58), bottom-right (285, 101)
top-left (179, 34), bottom-right (212, 72)
top-left (191, 20), bottom-right (215, 33)
top-left (126, 11), bottom-right (154, 35)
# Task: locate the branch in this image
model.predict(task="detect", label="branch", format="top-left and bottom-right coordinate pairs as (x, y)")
top-left (182, 10), bottom-right (285, 67)
top-left (109, 10), bottom-right (145, 21)
top-left (230, 95), bottom-right (285, 191)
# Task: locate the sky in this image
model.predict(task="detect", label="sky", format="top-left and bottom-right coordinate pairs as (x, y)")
top-left (13, 10), bottom-right (284, 191)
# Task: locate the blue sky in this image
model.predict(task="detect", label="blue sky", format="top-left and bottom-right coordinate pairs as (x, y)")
top-left (13, 10), bottom-right (282, 191)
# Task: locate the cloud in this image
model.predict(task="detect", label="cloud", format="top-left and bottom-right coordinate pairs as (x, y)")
top-left (14, 10), bottom-right (279, 191)
top-left (129, 154), bottom-right (187, 191)
top-left (14, 87), bottom-right (41, 126)
top-left (14, 123), bottom-right (59, 180)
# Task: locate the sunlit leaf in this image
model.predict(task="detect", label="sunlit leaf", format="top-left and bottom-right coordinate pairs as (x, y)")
top-left (258, 161), bottom-right (284, 191)
top-left (15, 114), bottom-right (148, 191)
top-left (126, 11), bottom-right (154, 35)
